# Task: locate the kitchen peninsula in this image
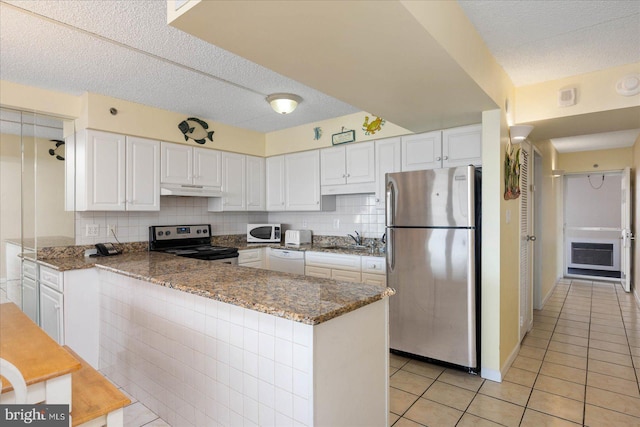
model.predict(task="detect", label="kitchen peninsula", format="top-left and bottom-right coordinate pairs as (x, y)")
top-left (40, 251), bottom-right (393, 427)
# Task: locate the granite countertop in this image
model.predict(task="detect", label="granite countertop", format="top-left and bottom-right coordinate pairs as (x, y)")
top-left (37, 252), bottom-right (394, 325)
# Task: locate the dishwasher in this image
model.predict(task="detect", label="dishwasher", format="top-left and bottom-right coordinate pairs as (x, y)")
top-left (268, 248), bottom-right (305, 275)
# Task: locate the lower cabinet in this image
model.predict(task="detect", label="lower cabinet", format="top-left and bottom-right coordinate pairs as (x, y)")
top-left (238, 248), bottom-right (264, 268)
top-left (361, 256), bottom-right (387, 286)
top-left (305, 252), bottom-right (362, 283)
top-left (22, 274), bottom-right (38, 324)
top-left (40, 284), bottom-right (64, 344)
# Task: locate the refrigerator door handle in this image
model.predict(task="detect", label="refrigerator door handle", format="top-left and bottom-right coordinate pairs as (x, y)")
top-left (387, 228), bottom-right (395, 271)
top-left (386, 180), bottom-right (395, 227)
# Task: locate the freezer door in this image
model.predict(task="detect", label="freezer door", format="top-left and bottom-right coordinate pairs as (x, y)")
top-left (386, 166), bottom-right (474, 228)
top-left (387, 227), bottom-right (476, 368)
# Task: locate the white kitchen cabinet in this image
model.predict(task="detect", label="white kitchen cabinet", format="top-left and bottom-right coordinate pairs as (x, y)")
top-left (286, 150), bottom-right (336, 211)
top-left (441, 124), bottom-right (482, 167)
top-left (22, 259), bottom-right (38, 323)
top-left (266, 150), bottom-right (335, 212)
top-left (375, 137), bottom-right (401, 209)
top-left (266, 155), bottom-right (286, 211)
top-left (126, 136), bottom-right (161, 211)
top-left (238, 248), bottom-right (264, 268)
top-left (320, 142), bottom-right (375, 195)
top-left (361, 256), bottom-right (386, 286)
top-left (70, 130), bottom-right (160, 211)
top-left (161, 141), bottom-right (222, 188)
top-left (401, 125), bottom-right (481, 171)
top-left (246, 155), bottom-right (265, 211)
top-left (40, 283), bottom-right (64, 344)
top-left (74, 130), bottom-right (126, 210)
top-left (222, 152), bottom-right (246, 210)
top-left (305, 251), bottom-right (362, 283)
top-left (401, 130), bottom-right (442, 171)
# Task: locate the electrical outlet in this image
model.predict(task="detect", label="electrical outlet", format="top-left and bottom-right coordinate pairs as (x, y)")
top-left (333, 219), bottom-right (340, 229)
top-left (107, 224), bottom-right (116, 236)
top-left (302, 220), bottom-right (308, 228)
top-left (86, 224), bottom-right (99, 237)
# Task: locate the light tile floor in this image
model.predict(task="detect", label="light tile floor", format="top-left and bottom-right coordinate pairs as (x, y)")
top-left (389, 278), bottom-right (640, 427)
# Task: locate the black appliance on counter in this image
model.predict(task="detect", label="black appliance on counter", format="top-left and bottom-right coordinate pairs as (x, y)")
top-left (149, 224), bottom-right (239, 264)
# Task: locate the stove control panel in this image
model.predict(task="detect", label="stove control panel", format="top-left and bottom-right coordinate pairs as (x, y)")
top-left (151, 224), bottom-right (211, 241)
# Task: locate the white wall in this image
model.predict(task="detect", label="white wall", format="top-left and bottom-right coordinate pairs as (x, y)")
top-left (75, 194), bottom-right (384, 245)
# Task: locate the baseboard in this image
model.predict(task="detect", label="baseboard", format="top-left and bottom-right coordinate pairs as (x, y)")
top-left (635, 288), bottom-right (640, 308)
top-left (540, 278), bottom-right (560, 308)
top-left (481, 341), bottom-right (520, 383)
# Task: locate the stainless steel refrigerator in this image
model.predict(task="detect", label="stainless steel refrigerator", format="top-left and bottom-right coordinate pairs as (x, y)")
top-left (386, 166), bottom-right (480, 371)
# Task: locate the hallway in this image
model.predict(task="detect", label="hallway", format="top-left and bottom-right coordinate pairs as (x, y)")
top-left (389, 279), bottom-right (640, 426)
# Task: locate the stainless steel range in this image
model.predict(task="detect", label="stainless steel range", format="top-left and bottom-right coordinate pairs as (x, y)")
top-left (149, 224), bottom-right (239, 264)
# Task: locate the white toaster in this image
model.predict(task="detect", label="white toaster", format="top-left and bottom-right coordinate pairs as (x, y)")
top-left (285, 230), bottom-right (312, 246)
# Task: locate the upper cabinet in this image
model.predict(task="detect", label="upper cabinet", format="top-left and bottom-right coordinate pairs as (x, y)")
top-left (374, 137), bottom-right (401, 210)
top-left (320, 142), bottom-right (375, 195)
top-left (266, 150), bottom-right (335, 212)
top-left (401, 125), bottom-right (481, 171)
top-left (70, 130), bottom-right (159, 211)
top-left (441, 124), bottom-right (483, 168)
top-left (161, 142), bottom-right (222, 188)
top-left (209, 153), bottom-right (265, 212)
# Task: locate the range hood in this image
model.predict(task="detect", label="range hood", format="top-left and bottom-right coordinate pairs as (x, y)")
top-left (160, 183), bottom-right (222, 198)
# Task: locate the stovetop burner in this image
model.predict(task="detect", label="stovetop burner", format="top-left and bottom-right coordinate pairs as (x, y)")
top-left (149, 224), bottom-right (239, 262)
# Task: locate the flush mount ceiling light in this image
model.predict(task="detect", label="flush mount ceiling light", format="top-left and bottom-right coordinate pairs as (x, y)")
top-left (509, 125), bottom-right (534, 143)
top-left (266, 93), bottom-right (302, 114)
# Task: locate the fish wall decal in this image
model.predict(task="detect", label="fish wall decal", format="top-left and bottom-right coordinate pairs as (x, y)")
top-left (178, 117), bottom-right (214, 145)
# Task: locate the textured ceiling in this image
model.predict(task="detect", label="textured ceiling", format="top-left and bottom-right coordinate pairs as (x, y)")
top-left (458, 0), bottom-right (640, 87)
top-left (0, 0), bottom-right (359, 133)
top-left (0, 0), bottom-right (638, 150)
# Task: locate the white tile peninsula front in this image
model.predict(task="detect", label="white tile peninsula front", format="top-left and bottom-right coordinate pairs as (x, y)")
top-left (98, 270), bottom-right (389, 427)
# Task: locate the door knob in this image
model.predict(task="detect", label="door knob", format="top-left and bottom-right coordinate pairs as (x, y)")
top-left (526, 235), bottom-right (537, 241)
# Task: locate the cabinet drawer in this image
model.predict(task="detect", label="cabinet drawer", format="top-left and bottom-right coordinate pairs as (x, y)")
top-left (305, 265), bottom-right (331, 279)
top-left (238, 248), bottom-right (263, 264)
top-left (362, 272), bottom-right (387, 287)
top-left (240, 261), bottom-right (263, 269)
top-left (22, 260), bottom-right (37, 279)
top-left (39, 265), bottom-right (63, 292)
top-left (331, 269), bottom-right (361, 283)
top-left (305, 252), bottom-right (361, 271)
top-left (361, 256), bottom-right (386, 275)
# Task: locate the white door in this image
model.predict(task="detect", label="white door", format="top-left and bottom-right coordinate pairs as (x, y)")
top-left (86, 130), bottom-right (126, 210)
top-left (519, 142), bottom-right (534, 341)
top-left (246, 155), bottom-right (265, 211)
top-left (194, 147), bottom-right (222, 188)
top-left (160, 142), bottom-right (192, 185)
top-left (221, 152), bottom-right (246, 211)
top-left (346, 141), bottom-right (375, 184)
top-left (126, 136), bottom-right (160, 211)
top-left (621, 166), bottom-right (633, 292)
top-left (285, 150), bottom-right (321, 211)
top-left (401, 131), bottom-right (442, 171)
top-left (375, 137), bottom-right (401, 209)
top-left (266, 156), bottom-right (286, 211)
top-left (320, 146), bottom-right (347, 186)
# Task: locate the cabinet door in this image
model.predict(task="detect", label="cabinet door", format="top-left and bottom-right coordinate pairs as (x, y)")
top-left (346, 142), bottom-right (375, 184)
top-left (127, 136), bottom-right (160, 211)
top-left (246, 155), bottom-right (265, 211)
top-left (362, 272), bottom-right (386, 286)
top-left (194, 147), bottom-right (222, 188)
top-left (442, 124), bottom-right (482, 167)
top-left (40, 285), bottom-right (64, 344)
top-left (375, 138), bottom-right (401, 209)
top-left (161, 142), bottom-right (192, 185)
top-left (85, 130), bottom-right (126, 210)
top-left (266, 156), bottom-right (286, 211)
top-left (285, 151), bottom-right (321, 211)
top-left (221, 152), bottom-right (247, 211)
top-left (401, 131), bottom-right (442, 171)
top-left (22, 275), bottom-right (38, 324)
top-left (305, 265), bottom-right (332, 279)
top-left (332, 269), bottom-right (361, 283)
top-left (320, 146), bottom-right (346, 186)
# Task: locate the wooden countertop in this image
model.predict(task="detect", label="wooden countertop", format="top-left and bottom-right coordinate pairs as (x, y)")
top-left (0, 303), bottom-right (81, 392)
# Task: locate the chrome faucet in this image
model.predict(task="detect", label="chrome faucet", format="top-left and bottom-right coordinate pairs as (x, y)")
top-left (348, 231), bottom-right (362, 246)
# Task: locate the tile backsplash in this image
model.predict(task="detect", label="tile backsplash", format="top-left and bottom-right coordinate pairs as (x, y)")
top-left (75, 194), bottom-right (385, 245)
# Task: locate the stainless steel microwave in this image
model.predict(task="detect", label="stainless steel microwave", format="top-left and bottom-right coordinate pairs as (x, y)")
top-left (247, 224), bottom-right (281, 243)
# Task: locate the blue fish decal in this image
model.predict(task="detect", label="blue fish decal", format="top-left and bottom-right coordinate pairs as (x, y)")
top-left (178, 117), bottom-right (214, 145)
